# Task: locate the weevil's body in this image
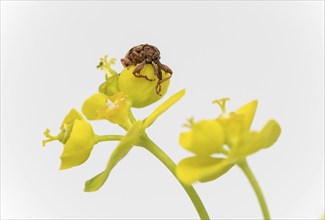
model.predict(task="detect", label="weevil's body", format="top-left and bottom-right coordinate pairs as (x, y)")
top-left (121, 44), bottom-right (173, 95)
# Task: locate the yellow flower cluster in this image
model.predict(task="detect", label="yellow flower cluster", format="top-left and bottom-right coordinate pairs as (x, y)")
top-left (176, 98), bottom-right (281, 184)
top-left (42, 53), bottom-right (184, 192)
top-left (41, 48), bottom-right (282, 219)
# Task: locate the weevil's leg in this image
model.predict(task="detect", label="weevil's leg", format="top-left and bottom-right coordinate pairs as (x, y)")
top-left (151, 62), bottom-right (159, 77)
top-left (158, 74), bottom-right (172, 85)
top-left (121, 58), bottom-right (134, 67)
top-left (154, 68), bottom-right (171, 95)
top-left (160, 63), bottom-right (173, 75)
top-left (134, 72), bottom-right (155, 81)
top-left (133, 61), bottom-right (155, 81)
top-left (133, 60), bottom-right (146, 74)
top-left (155, 81), bottom-right (162, 96)
top-left (155, 61), bottom-right (164, 81)
top-left (131, 51), bottom-right (143, 63)
top-left (155, 74), bottom-right (171, 96)
top-left (154, 61), bottom-right (172, 95)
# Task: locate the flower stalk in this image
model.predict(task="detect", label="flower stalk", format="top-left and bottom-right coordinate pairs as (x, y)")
top-left (238, 160), bottom-right (270, 220)
top-left (94, 135), bottom-right (123, 144)
top-left (139, 135), bottom-right (210, 220)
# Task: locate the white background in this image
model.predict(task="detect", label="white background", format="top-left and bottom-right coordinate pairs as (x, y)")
top-left (1, 1), bottom-right (324, 219)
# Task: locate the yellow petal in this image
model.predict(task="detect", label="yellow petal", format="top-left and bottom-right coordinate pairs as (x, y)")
top-left (103, 93), bottom-right (131, 129)
top-left (235, 119), bottom-right (281, 159)
top-left (84, 121), bottom-right (143, 192)
top-left (218, 100), bottom-right (258, 148)
top-left (60, 119), bottom-right (95, 170)
top-left (82, 92), bottom-right (131, 129)
top-left (179, 120), bottom-right (225, 156)
top-left (176, 156), bottom-right (234, 185)
top-left (143, 89), bottom-right (185, 128)
top-left (218, 114), bottom-right (244, 148)
top-left (99, 75), bottom-right (120, 97)
top-left (258, 119), bottom-right (281, 148)
top-left (119, 64), bottom-right (171, 108)
top-left (179, 131), bottom-right (192, 150)
top-left (82, 93), bottom-right (108, 120)
top-left (60, 108), bottom-right (84, 130)
top-left (235, 100), bottom-right (258, 131)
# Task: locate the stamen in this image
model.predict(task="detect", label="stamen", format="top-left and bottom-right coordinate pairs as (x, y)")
top-left (42, 139), bottom-right (54, 147)
top-left (109, 58), bottom-right (116, 65)
top-left (182, 117), bottom-right (195, 128)
top-left (106, 98), bottom-right (117, 109)
top-left (62, 124), bottom-right (72, 143)
top-left (42, 129), bottom-right (59, 147)
top-left (212, 98), bottom-right (230, 113)
top-left (97, 55), bottom-right (118, 78)
top-left (43, 128), bottom-right (57, 139)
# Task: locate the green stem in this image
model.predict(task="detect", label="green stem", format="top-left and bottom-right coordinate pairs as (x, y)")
top-left (238, 160), bottom-right (271, 220)
top-left (94, 135), bottom-right (123, 144)
top-left (140, 135), bottom-right (210, 220)
top-left (128, 107), bottom-right (136, 123)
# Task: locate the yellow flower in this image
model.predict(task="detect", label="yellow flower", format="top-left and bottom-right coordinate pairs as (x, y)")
top-left (176, 99), bottom-right (281, 185)
top-left (84, 89), bottom-right (186, 192)
top-left (42, 109), bottom-right (95, 170)
top-left (82, 92), bottom-right (132, 130)
top-left (118, 64), bottom-right (171, 108)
